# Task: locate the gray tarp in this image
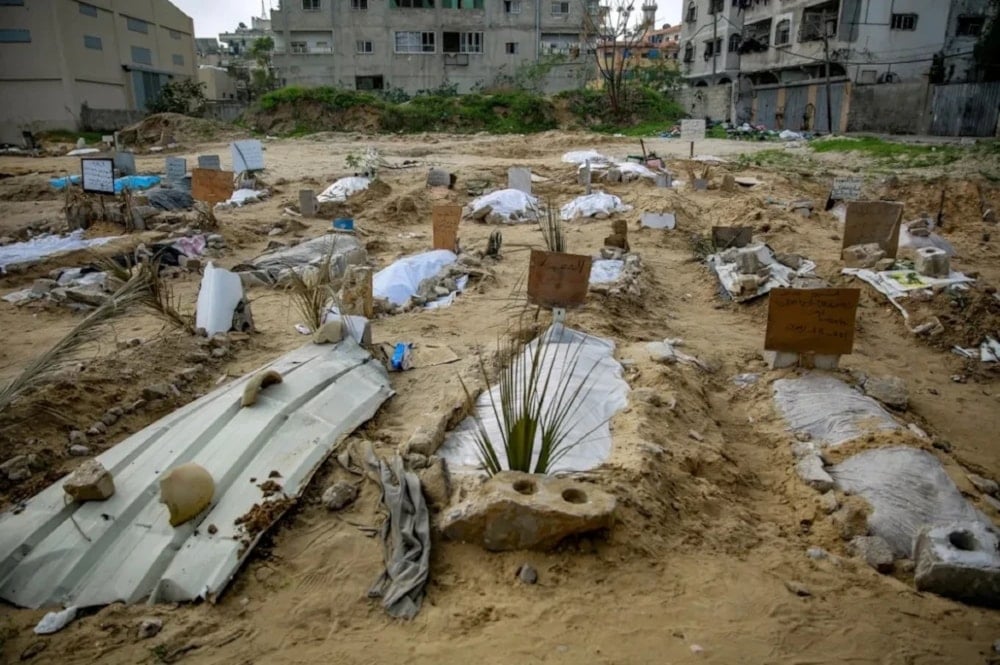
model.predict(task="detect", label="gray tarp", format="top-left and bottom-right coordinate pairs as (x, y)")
top-left (367, 453), bottom-right (430, 619)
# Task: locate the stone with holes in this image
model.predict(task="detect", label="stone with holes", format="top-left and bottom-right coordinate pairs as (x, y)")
top-left (913, 521), bottom-right (1000, 607)
top-left (63, 459), bottom-right (115, 502)
top-left (440, 471), bottom-right (616, 551)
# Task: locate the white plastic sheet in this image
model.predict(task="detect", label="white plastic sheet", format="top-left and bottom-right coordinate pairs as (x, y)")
top-left (196, 262), bottom-right (247, 336)
top-left (560, 192), bottom-right (632, 220)
top-left (590, 259), bottom-right (624, 284)
top-left (898, 222), bottom-right (957, 256)
top-left (317, 177), bottom-right (371, 203)
top-left (373, 250), bottom-right (457, 307)
top-left (829, 447), bottom-right (994, 556)
top-left (614, 162), bottom-right (658, 179)
top-left (562, 150), bottom-right (612, 166)
top-left (223, 189), bottom-right (267, 207)
top-left (773, 374), bottom-right (900, 448)
top-left (843, 268), bottom-right (975, 299)
top-left (439, 325), bottom-right (629, 474)
top-left (469, 189), bottom-right (539, 222)
top-left (0, 230), bottom-right (120, 272)
top-left (709, 243), bottom-right (817, 302)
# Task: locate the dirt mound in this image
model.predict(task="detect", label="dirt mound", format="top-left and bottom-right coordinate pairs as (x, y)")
top-left (118, 113), bottom-right (236, 148)
top-left (0, 174), bottom-right (60, 202)
top-left (247, 102), bottom-right (384, 135)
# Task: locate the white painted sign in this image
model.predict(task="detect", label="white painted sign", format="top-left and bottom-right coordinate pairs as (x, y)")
top-left (198, 154), bottom-right (221, 170)
top-left (680, 119), bottom-right (706, 141)
top-left (230, 140), bottom-right (264, 173)
top-left (831, 177), bottom-right (863, 201)
top-left (81, 158), bottom-right (115, 195)
top-left (166, 157), bottom-right (187, 185)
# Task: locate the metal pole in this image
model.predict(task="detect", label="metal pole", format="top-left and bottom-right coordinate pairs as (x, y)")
top-left (712, 8), bottom-right (718, 77)
top-left (824, 30), bottom-right (834, 135)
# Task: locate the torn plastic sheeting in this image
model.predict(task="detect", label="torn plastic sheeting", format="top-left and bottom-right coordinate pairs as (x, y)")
top-left (317, 177), bottom-right (371, 203)
top-left (898, 222), bottom-right (957, 257)
top-left (614, 162), bottom-right (659, 179)
top-left (67, 148), bottom-right (100, 156)
top-left (238, 234), bottom-right (367, 285)
top-left (953, 336), bottom-right (1000, 363)
top-left (424, 274), bottom-right (470, 310)
top-left (173, 234), bottom-right (206, 258)
top-left (590, 259), bottom-right (624, 284)
top-left (147, 188), bottom-right (194, 211)
top-left (842, 268), bottom-right (974, 299)
top-left (196, 262), bottom-right (248, 336)
top-left (373, 250), bottom-right (458, 307)
top-left (439, 324), bottom-right (629, 474)
top-left (560, 192), bottom-right (632, 220)
top-left (640, 212), bottom-right (676, 229)
top-left (709, 243), bottom-right (817, 302)
top-left (773, 374), bottom-right (900, 448)
top-left (469, 189), bottom-right (539, 222)
top-left (0, 230), bottom-right (120, 272)
top-left (223, 188), bottom-right (267, 207)
top-left (829, 447), bottom-right (994, 557)
top-left (562, 150), bottom-right (613, 166)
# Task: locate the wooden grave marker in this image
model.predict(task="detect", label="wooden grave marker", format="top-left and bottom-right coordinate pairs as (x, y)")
top-left (192, 168), bottom-right (234, 205)
top-left (432, 205), bottom-right (462, 252)
top-left (765, 287), bottom-right (860, 356)
top-left (711, 225), bottom-right (753, 249)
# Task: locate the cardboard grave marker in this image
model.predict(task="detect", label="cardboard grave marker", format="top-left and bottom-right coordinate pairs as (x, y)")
top-left (681, 119), bottom-right (706, 158)
top-left (711, 226), bottom-right (752, 249)
top-left (508, 167), bottom-right (532, 195)
top-left (81, 158), bottom-right (115, 195)
top-left (841, 201), bottom-right (904, 258)
top-left (765, 287), bottom-right (860, 356)
top-left (191, 168), bottom-right (235, 205)
top-left (831, 177), bottom-right (862, 202)
top-left (230, 140), bottom-right (264, 173)
top-left (165, 157), bottom-right (187, 186)
top-left (432, 205), bottom-right (462, 252)
top-left (113, 152), bottom-right (136, 176)
top-left (299, 189), bottom-right (316, 217)
top-left (527, 249), bottom-right (592, 309)
top-left (198, 154), bottom-right (221, 170)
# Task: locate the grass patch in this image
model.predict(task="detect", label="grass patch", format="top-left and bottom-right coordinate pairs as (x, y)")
top-left (557, 87), bottom-right (683, 134)
top-left (811, 136), bottom-right (962, 166)
top-left (38, 129), bottom-right (104, 144)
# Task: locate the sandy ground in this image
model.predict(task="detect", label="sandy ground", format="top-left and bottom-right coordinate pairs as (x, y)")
top-left (0, 131), bottom-right (999, 664)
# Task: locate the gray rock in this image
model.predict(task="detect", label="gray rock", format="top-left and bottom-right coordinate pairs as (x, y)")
top-left (807, 547), bottom-right (829, 560)
top-left (137, 617), bottom-right (163, 639)
top-left (1, 456), bottom-right (31, 482)
top-left (142, 383), bottom-right (173, 401)
top-left (69, 445), bottom-right (91, 457)
top-left (101, 410), bottom-right (119, 426)
top-left (211, 347), bottom-right (228, 359)
top-left (967, 473), bottom-right (999, 496)
top-left (126, 399), bottom-right (146, 413)
top-left (791, 441), bottom-right (816, 459)
top-left (819, 491), bottom-right (840, 514)
top-left (268, 227), bottom-right (283, 237)
top-left (88, 421), bottom-right (108, 436)
top-left (63, 459), bottom-right (115, 502)
top-left (406, 424), bottom-right (443, 457)
top-left (784, 580), bottom-right (811, 597)
top-left (31, 278), bottom-right (58, 294)
top-left (517, 564), bottom-right (538, 585)
top-left (913, 521), bottom-right (1000, 606)
top-left (441, 471), bottom-right (616, 551)
top-left (418, 457), bottom-right (451, 511)
top-left (863, 376), bottom-right (909, 410)
top-left (850, 536), bottom-right (895, 573)
top-left (795, 455), bottom-right (835, 493)
top-left (405, 453), bottom-right (429, 470)
top-left (69, 430), bottom-right (88, 446)
top-left (177, 367), bottom-right (201, 383)
top-left (322, 481), bottom-right (359, 511)
top-left (186, 351), bottom-right (210, 363)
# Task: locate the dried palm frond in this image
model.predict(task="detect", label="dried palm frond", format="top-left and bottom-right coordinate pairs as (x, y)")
top-left (95, 256), bottom-right (193, 332)
top-left (0, 273), bottom-right (152, 415)
top-left (534, 200), bottom-right (565, 253)
top-left (285, 239), bottom-right (341, 332)
top-left (459, 325), bottom-right (607, 477)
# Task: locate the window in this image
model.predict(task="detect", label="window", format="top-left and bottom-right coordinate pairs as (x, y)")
top-left (0, 0), bottom-right (25, 4)
top-left (704, 39), bottom-right (714, 57)
top-left (728, 33), bottom-right (741, 52)
top-left (126, 17), bottom-right (148, 34)
top-left (78, 2), bottom-right (98, 16)
top-left (290, 41), bottom-right (307, 53)
top-left (442, 0), bottom-right (483, 7)
top-left (172, 53), bottom-right (184, 65)
top-left (169, 29), bottom-right (182, 40)
top-left (775, 18), bottom-right (790, 45)
top-left (393, 0), bottom-right (434, 7)
top-left (395, 30), bottom-right (435, 53)
top-left (443, 31), bottom-right (483, 53)
top-left (131, 46), bottom-right (152, 65)
top-left (504, 0), bottom-right (521, 13)
top-left (859, 69), bottom-right (876, 84)
top-left (551, 2), bottom-right (569, 16)
top-left (352, 0), bottom-right (368, 7)
top-left (84, 34), bottom-right (102, 50)
top-left (708, 0), bottom-right (723, 14)
top-left (890, 13), bottom-right (917, 31)
top-left (686, 3), bottom-right (697, 23)
top-left (956, 15), bottom-right (985, 37)
top-left (0, 28), bottom-right (30, 42)
top-left (302, 0), bottom-right (320, 9)
top-left (356, 75), bottom-right (384, 90)
top-left (505, 41), bottom-right (519, 54)
top-left (316, 40), bottom-right (328, 50)
top-left (683, 42), bottom-right (693, 62)
top-left (356, 39), bottom-right (373, 53)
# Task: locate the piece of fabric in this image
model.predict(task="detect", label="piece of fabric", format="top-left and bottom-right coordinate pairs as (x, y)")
top-left (367, 453), bottom-right (431, 620)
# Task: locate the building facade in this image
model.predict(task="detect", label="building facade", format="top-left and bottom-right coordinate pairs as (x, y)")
top-left (269, 0), bottom-right (594, 94)
top-left (0, 0), bottom-right (197, 144)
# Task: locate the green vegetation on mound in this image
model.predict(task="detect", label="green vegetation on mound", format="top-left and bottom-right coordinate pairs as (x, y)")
top-left (250, 85), bottom-right (682, 136)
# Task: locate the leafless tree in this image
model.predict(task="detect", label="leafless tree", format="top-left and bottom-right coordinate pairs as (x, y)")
top-left (583, 1), bottom-right (653, 116)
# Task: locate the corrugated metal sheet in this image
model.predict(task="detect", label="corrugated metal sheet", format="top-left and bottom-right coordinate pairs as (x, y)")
top-left (815, 83), bottom-right (847, 134)
top-left (930, 82), bottom-right (1000, 137)
top-left (782, 85), bottom-right (809, 132)
top-left (0, 340), bottom-right (393, 610)
top-left (755, 89), bottom-right (779, 129)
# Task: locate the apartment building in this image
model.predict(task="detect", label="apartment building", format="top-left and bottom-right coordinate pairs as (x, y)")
top-left (0, 0), bottom-right (197, 144)
top-left (681, 0), bottom-right (991, 87)
top-left (269, 0), bottom-right (594, 93)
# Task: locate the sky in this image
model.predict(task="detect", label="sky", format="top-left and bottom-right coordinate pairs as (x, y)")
top-left (174, 0), bottom-right (683, 40)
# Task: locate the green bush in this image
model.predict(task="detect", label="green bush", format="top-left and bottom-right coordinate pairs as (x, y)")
top-left (257, 86), bottom-right (381, 112)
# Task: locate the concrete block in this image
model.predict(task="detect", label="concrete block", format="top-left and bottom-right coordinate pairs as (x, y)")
top-left (764, 350), bottom-right (799, 369)
top-left (842, 243), bottom-right (886, 269)
top-left (915, 246), bottom-right (950, 278)
top-left (63, 459), bottom-right (115, 502)
top-left (913, 521), bottom-right (1000, 607)
top-left (850, 535), bottom-right (895, 573)
top-left (795, 454), bottom-right (835, 493)
top-left (863, 375), bottom-right (908, 410)
top-left (508, 167), bottom-right (531, 195)
top-left (298, 189), bottom-right (316, 217)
